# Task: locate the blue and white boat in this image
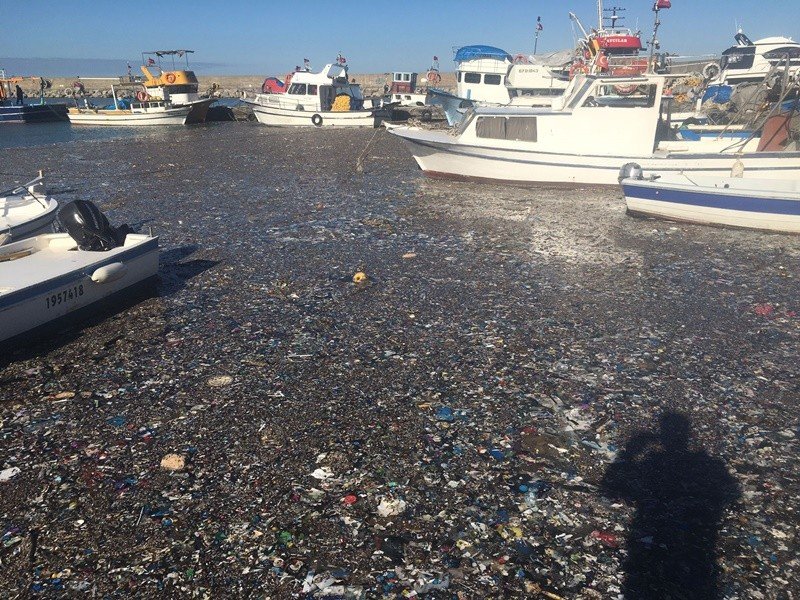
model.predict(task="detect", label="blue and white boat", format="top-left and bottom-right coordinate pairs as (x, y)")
top-left (0, 73), bottom-right (68, 123)
top-left (620, 165), bottom-right (800, 233)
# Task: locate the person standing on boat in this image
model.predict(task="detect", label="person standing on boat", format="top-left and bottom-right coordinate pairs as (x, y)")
top-left (15, 85), bottom-right (24, 106)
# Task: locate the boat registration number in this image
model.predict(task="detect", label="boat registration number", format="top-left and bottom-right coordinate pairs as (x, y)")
top-left (45, 284), bottom-right (85, 309)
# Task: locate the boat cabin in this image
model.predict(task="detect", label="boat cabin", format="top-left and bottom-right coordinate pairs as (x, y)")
top-left (454, 45), bottom-right (513, 103)
top-left (139, 50), bottom-right (202, 104)
top-left (455, 73), bottom-right (664, 157)
top-left (389, 72), bottom-right (417, 94)
top-left (258, 64), bottom-right (366, 112)
top-left (714, 34), bottom-right (800, 84)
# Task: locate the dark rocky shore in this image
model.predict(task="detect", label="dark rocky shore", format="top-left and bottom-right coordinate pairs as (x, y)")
top-left (1, 125), bottom-right (798, 598)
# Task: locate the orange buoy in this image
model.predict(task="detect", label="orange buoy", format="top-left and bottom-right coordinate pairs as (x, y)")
top-left (165, 72), bottom-right (176, 84)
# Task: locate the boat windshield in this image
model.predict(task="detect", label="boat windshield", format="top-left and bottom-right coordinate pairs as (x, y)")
top-left (565, 78), bottom-right (595, 109)
top-left (455, 109), bottom-right (475, 135)
top-left (333, 84), bottom-right (364, 100)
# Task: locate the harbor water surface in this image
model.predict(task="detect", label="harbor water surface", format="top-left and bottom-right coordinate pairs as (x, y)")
top-left (0, 123), bottom-right (798, 597)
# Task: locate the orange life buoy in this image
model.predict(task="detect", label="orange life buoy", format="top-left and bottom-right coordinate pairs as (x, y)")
top-left (569, 62), bottom-right (590, 80)
top-left (165, 73), bottom-right (176, 84)
top-left (136, 90), bottom-right (149, 102)
top-left (426, 70), bottom-right (441, 85)
top-left (513, 53), bottom-right (530, 64)
top-left (610, 65), bottom-right (641, 95)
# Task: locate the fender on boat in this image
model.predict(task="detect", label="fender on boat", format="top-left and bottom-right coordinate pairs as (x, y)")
top-left (91, 262), bottom-right (128, 284)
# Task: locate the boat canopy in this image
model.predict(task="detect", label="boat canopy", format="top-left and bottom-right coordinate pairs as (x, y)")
top-left (454, 45), bottom-right (512, 64)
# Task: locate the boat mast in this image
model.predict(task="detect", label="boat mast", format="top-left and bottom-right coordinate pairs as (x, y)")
top-left (597, 0), bottom-right (603, 30)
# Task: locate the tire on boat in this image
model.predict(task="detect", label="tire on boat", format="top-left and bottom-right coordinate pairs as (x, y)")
top-left (312, 114), bottom-right (323, 127)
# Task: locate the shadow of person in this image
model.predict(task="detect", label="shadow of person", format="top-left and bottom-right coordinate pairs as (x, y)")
top-left (601, 413), bottom-right (740, 599)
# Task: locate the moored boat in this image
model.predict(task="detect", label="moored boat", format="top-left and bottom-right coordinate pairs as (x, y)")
top-left (0, 72), bottom-right (68, 123)
top-left (388, 73), bottom-right (800, 186)
top-left (138, 50), bottom-right (216, 123)
top-left (619, 164), bottom-right (800, 233)
top-left (68, 84), bottom-right (191, 126)
top-left (0, 173), bottom-right (58, 244)
top-left (705, 31), bottom-right (800, 86)
top-left (242, 60), bottom-right (385, 128)
top-left (0, 202), bottom-right (159, 343)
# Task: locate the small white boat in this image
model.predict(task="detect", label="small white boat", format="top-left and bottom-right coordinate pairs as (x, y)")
top-left (0, 174), bottom-right (58, 245)
top-left (619, 164), bottom-right (800, 233)
top-left (242, 62), bottom-right (384, 127)
top-left (68, 84), bottom-right (190, 126)
top-left (0, 231), bottom-right (159, 343)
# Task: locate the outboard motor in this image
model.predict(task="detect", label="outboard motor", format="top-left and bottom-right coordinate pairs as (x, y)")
top-left (618, 163), bottom-right (643, 183)
top-left (57, 200), bottom-right (132, 251)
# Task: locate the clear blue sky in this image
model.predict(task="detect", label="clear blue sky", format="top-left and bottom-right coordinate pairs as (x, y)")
top-left (3, 0), bottom-right (799, 75)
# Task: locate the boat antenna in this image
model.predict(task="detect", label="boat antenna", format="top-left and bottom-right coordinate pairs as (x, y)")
top-left (533, 16), bottom-right (543, 55)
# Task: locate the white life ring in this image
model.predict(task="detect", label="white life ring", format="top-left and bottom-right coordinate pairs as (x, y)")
top-left (702, 62), bottom-right (721, 81)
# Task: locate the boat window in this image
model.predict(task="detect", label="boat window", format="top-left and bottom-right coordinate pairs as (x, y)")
top-left (403, 73), bottom-right (411, 81)
top-left (510, 88), bottom-right (563, 97)
top-left (581, 83), bottom-right (658, 108)
top-left (308, 85), bottom-right (318, 95)
top-left (484, 74), bottom-right (502, 85)
top-left (463, 72), bottom-right (481, 84)
top-left (288, 83), bottom-right (307, 95)
top-left (165, 85), bottom-right (195, 94)
top-left (720, 47), bottom-right (755, 70)
top-left (763, 47), bottom-right (800, 61)
top-left (457, 72), bottom-right (462, 82)
top-left (476, 116), bottom-right (537, 142)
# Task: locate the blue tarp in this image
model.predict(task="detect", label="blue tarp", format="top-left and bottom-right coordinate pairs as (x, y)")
top-left (702, 85), bottom-right (733, 104)
top-left (103, 98), bottom-right (132, 110)
top-left (454, 45), bottom-right (511, 64)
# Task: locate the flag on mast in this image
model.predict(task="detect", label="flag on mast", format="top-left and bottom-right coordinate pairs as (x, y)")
top-left (537, 16), bottom-right (543, 31)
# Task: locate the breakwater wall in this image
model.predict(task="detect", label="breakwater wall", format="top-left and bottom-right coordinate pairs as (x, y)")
top-left (19, 73), bottom-right (458, 99)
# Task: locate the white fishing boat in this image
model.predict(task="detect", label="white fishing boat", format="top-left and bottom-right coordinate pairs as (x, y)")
top-left (619, 164), bottom-right (800, 233)
top-left (0, 173), bottom-right (58, 245)
top-left (388, 73), bottom-right (800, 186)
top-left (68, 84), bottom-right (190, 126)
top-left (137, 50), bottom-right (216, 123)
top-left (242, 62), bottom-right (384, 127)
top-left (705, 31), bottom-right (800, 85)
top-left (0, 223), bottom-right (159, 343)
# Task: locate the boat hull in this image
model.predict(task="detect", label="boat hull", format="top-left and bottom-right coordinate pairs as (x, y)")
top-left (0, 103), bottom-right (68, 123)
top-left (179, 98), bottom-right (216, 124)
top-left (247, 102), bottom-right (381, 127)
top-left (67, 108), bottom-right (190, 126)
top-left (0, 235), bottom-right (159, 342)
top-left (622, 177), bottom-right (800, 233)
top-left (390, 129), bottom-right (800, 186)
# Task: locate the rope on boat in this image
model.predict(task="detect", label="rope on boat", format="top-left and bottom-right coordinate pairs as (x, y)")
top-left (355, 127), bottom-right (383, 174)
